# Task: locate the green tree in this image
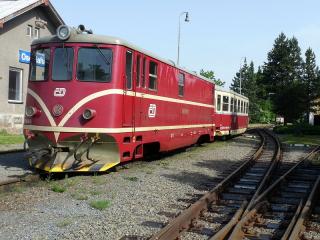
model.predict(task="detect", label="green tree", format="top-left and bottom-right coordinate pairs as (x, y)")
top-left (200, 69), bottom-right (225, 87)
top-left (263, 33), bottom-right (305, 123)
top-left (303, 48), bottom-right (320, 115)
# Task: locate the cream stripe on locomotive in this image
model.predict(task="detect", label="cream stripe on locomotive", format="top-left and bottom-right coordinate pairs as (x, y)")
top-left (24, 124), bottom-right (215, 133)
top-left (27, 88), bottom-right (214, 125)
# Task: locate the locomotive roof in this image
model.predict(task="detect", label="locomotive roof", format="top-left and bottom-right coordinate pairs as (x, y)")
top-left (32, 29), bottom-right (214, 84)
top-left (215, 86), bottom-right (249, 101)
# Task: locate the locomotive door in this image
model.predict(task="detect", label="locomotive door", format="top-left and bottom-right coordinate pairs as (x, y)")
top-left (134, 53), bottom-right (143, 128)
top-left (123, 50), bottom-right (134, 131)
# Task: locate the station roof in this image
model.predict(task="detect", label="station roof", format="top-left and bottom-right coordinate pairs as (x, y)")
top-left (0, 0), bottom-right (64, 28)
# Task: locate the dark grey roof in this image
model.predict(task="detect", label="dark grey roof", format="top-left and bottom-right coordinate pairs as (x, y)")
top-left (0, 0), bottom-right (64, 28)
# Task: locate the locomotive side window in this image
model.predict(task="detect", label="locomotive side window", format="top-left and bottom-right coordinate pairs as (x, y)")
top-left (149, 61), bottom-right (158, 90)
top-left (29, 48), bottom-right (50, 81)
top-left (52, 48), bottom-right (74, 81)
top-left (217, 94), bottom-right (221, 111)
top-left (222, 96), bottom-right (229, 112)
top-left (178, 73), bottom-right (185, 96)
top-left (230, 97), bottom-right (234, 112)
top-left (125, 51), bottom-right (133, 89)
top-left (136, 55), bottom-right (141, 87)
top-left (77, 47), bottom-right (112, 82)
top-left (141, 57), bottom-right (146, 88)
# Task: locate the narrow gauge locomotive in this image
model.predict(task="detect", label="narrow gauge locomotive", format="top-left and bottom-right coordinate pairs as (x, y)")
top-left (23, 25), bottom-right (248, 173)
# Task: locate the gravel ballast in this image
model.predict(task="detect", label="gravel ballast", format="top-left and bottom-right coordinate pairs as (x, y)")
top-left (0, 134), bottom-right (305, 240)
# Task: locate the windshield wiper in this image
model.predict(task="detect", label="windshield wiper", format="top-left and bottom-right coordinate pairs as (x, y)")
top-left (94, 44), bottom-right (111, 65)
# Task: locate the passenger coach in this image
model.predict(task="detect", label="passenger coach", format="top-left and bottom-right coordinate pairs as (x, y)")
top-left (215, 87), bottom-right (249, 138)
top-left (23, 25), bottom-right (216, 172)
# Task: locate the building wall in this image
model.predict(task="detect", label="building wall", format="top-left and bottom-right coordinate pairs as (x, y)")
top-left (0, 7), bottom-right (57, 133)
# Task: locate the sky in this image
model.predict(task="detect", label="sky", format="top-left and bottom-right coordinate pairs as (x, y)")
top-left (51, 0), bottom-right (320, 88)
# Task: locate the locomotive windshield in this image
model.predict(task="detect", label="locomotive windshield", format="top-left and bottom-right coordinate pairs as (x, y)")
top-left (29, 48), bottom-right (50, 81)
top-left (77, 47), bottom-right (112, 82)
top-left (52, 47), bottom-right (74, 81)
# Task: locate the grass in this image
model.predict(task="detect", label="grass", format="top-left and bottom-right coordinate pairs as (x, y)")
top-left (56, 218), bottom-right (72, 228)
top-left (90, 190), bottom-right (102, 196)
top-left (89, 199), bottom-right (111, 210)
top-left (51, 183), bottom-right (66, 193)
top-left (0, 130), bottom-right (24, 145)
top-left (123, 176), bottom-right (139, 182)
top-left (278, 134), bottom-right (320, 145)
top-left (71, 193), bottom-right (88, 200)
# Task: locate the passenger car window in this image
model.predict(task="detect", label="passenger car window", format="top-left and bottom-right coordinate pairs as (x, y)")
top-left (217, 95), bottom-right (221, 111)
top-left (29, 48), bottom-right (50, 81)
top-left (52, 47), bottom-right (74, 81)
top-left (223, 96), bottom-right (229, 111)
top-left (77, 47), bottom-right (112, 82)
top-left (230, 97), bottom-right (234, 112)
top-left (149, 61), bottom-right (158, 90)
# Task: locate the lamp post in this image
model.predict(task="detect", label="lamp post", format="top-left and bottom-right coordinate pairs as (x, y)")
top-left (177, 11), bottom-right (190, 65)
top-left (239, 57), bottom-right (245, 95)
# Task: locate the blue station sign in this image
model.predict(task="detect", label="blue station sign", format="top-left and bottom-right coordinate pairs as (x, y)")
top-left (19, 50), bottom-right (45, 67)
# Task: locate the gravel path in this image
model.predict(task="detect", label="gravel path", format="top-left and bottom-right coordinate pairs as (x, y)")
top-left (0, 135), bottom-right (264, 240)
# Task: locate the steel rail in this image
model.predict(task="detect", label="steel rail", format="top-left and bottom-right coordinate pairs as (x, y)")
top-left (209, 129), bottom-right (282, 240)
top-left (228, 145), bottom-right (320, 240)
top-left (150, 129), bottom-right (266, 240)
top-left (288, 174), bottom-right (320, 239)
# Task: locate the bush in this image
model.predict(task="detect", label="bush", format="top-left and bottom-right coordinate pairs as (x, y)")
top-left (274, 124), bottom-right (320, 135)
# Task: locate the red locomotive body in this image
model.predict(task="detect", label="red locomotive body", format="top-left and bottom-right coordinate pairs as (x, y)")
top-left (23, 26), bottom-right (216, 172)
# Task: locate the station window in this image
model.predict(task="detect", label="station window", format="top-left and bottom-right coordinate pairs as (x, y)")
top-left (27, 25), bottom-right (32, 37)
top-left (222, 96), bottom-right (229, 111)
top-left (30, 48), bottom-right (50, 81)
top-left (34, 28), bottom-right (40, 39)
top-left (136, 55), bottom-right (141, 87)
top-left (8, 67), bottom-right (23, 103)
top-left (230, 97), bottom-right (234, 112)
top-left (178, 72), bottom-right (185, 96)
top-left (77, 47), bottom-right (112, 82)
top-left (52, 48), bottom-right (74, 81)
top-left (217, 95), bottom-right (221, 111)
top-left (149, 61), bottom-right (157, 90)
top-left (141, 57), bottom-right (146, 88)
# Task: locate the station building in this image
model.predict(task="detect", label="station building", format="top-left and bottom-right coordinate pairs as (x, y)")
top-left (0, 0), bottom-right (64, 133)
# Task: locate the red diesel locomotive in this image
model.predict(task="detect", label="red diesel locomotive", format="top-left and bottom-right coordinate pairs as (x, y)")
top-left (23, 25), bottom-right (248, 173)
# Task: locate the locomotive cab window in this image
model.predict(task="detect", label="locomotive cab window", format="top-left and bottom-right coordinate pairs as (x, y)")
top-left (222, 96), bottom-right (229, 112)
top-left (178, 73), bottom-right (185, 96)
top-left (52, 47), bottom-right (74, 81)
top-left (77, 47), bottom-right (112, 82)
top-left (29, 48), bottom-right (50, 81)
top-left (149, 61), bottom-right (158, 90)
top-left (217, 95), bottom-right (221, 111)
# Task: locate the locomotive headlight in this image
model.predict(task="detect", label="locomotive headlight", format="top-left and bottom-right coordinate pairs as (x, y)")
top-left (25, 106), bottom-right (39, 117)
top-left (56, 25), bottom-right (71, 40)
top-left (82, 109), bottom-right (96, 120)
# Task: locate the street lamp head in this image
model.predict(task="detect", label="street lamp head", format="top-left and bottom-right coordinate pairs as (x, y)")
top-left (185, 12), bottom-right (190, 22)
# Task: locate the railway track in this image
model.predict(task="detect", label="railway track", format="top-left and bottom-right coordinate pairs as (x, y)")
top-left (149, 129), bottom-right (282, 240)
top-left (228, 145), bottom-right (320, 240)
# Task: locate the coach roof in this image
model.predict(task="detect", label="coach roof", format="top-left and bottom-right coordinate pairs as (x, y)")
top-left (32, 26), bottom-right (214, 84)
